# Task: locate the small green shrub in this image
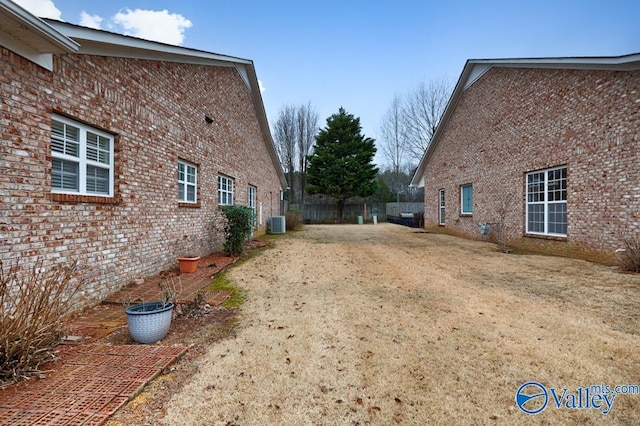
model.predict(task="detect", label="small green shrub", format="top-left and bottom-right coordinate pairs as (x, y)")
top-left (220, 205), bottom-right (254, 256)
top-left (285, 209), bottom-right (304, 231)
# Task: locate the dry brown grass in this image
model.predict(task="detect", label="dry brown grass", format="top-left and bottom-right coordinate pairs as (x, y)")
top-left (161, 224), bottom-right (640, 425)
top-left (617, 237), bottom-right (640, 273)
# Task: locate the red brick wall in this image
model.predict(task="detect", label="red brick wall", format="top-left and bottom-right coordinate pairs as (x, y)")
top-left (422, 66), bottom-right (639, 263)
top-left (1, 48), bottom-right (282, 305)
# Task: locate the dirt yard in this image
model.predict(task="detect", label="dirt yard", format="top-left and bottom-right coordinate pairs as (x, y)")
top-left (115, 224), bottom-right (640, 425)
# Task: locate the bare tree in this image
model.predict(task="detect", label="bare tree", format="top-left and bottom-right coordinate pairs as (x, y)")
top-left (403, 78), bottom-right (451, 161)
top-left (273, 105), bottom-right (297, 199)
top-left (378, 94), bottom-right (408, 201)
top-left (296, 102), bottom-right (319, 204)
top-left (273, 103), bottom-right (319, 203)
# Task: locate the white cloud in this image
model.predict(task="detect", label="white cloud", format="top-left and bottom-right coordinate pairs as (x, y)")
top-left (111, 9), bottom-right (192, 45)
top-left (12, 0), bottom-right (61, 20)
top-left (79, 11), bottom-right (103, 29)
top-left (258, 80), bottom-right (266, 94)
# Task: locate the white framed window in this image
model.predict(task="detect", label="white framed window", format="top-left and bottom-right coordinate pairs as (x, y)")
top-left (178, 160), bottom-right (197, 203)
top-left (526, 166), bottom-right (567, 236)
top-left (438, 189), bottom-right (445, 225)
top-left (248, 185), bottom-right (257, 229)
top-left (51, 115), bottom-right (114, 197)
top-left (460, 184), bottom-right (473, 215)
top-left (218, 175), bottom-right (234, 205)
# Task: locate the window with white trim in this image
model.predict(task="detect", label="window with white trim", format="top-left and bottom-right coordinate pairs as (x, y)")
top-left (51, 115), bottom-right (114, 196)
top-left (218, 175), bottom-right (234, 205)
top-left (248, 185), bottom-right (257, 228)
top-left (526, 166), bottom-right (567, 236)
top-left (438, 189), bottom-right (445, 225)
top-left (178, 160), bottom-right (197, 203)
top-left (460, 184), bottom-right (473, 215)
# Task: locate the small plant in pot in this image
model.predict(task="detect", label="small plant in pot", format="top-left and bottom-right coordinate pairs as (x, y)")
top-left (124, 277), bottom-right (182, 344)
top-left (176, 235), bottom-right (201, 273)
top-left (177, 255), bottom-right (201, 273)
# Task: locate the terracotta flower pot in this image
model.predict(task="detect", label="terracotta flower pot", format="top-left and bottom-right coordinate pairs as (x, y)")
top-left (178, 256), bottom-right (200, 273)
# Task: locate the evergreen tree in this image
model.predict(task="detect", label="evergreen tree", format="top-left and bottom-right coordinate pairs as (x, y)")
top-left (306, 108), bottom-right (378, 222)
top-left (372, 175), bottom-right (395, 202)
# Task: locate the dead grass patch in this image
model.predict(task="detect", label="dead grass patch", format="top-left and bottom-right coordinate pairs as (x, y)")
top-left (152, 224), bottom-right (638, 424)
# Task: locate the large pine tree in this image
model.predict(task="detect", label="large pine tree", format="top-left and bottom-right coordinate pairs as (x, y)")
top-left (306, 107), bottom-right (378, 222)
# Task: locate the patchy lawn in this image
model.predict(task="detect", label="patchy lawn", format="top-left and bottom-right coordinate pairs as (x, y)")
top-left (123, 224), bottom-right (640, 424)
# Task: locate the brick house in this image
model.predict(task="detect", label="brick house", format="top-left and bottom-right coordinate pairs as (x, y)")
top-left (410, 54), bottom-right (639, 263)
top-left (0, 1), bottom-right (287, 306)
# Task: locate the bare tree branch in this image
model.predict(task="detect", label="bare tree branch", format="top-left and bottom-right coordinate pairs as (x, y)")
top-left (378, 94), bottom-right (408, 196)
top-left (296, 102), bottom-right (319, 204)
top-left (403, 78), bottom-right (452, 161)
top-left (273, 105), bottom-right (297, 196)
top-left (273, 103), bottom-right (319, 203)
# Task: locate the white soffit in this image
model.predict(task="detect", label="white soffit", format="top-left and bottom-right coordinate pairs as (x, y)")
top-left (0, 0), bottom-right (78, 70)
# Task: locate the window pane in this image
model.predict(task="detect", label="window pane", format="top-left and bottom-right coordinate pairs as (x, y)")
top-left (439, 189), bottom-right (445, 224)
top-left (461, 185), bottom-right (473, 213)
top-left (527, 204), bottom-right (545, 233)
top-left (178, 183), bottom-right (185, 200)
top-left (547, 168), bottom-right (567, 202)
top-left (527, 172), bottom-right (545, 202)
top-left (248, 186), bottom-right (256, 208)
top-left (86, 132), bottom-right (110, 164)
top-left (52, 159), bottom-right (79, 190)
top-left (51, 120), bottom-right (79, 157)
top-left (548, 202), bottom-right (567, 234)
top-left (187, 165), bottom-right (196, 183)
top-left (86, 133), bottom-right (97, 161)
top-left (186, 185), bottom-right (195, 202)
top-left (51, 120), bottom-right (65, 153)
top-left (86, 166), bottom-right (109, 194)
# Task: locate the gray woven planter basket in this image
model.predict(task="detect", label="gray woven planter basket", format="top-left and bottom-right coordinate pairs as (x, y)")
top-left (125, 301), bottom-right (174, 344)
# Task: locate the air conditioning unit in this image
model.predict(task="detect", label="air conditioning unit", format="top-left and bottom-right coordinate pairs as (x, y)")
top-left (268, 216), bottom-right (286, 234)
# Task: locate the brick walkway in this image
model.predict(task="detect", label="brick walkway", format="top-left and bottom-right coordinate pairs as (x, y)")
top-left (0, 344), bottom-right (188, 426)
top-left (0, 245), bottom-right (264, 426)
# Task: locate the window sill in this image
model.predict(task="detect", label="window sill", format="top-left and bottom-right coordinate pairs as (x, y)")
top-left (524, 233), bottom-right (567, 242)
top-left (459, 213), bottom-right (473, 217)
top-left (179, 202), bottom-right (201, 209)
top-left (52, 193), bottom-right (118, 204)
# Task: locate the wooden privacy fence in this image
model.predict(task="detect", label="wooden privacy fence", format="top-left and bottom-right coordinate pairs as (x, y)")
top-left (290, 203), bottom-right (385, 224)
top-left (385, 202), bottom-right (424, 217)
top-left (290, 202), bottom-right (424, 224)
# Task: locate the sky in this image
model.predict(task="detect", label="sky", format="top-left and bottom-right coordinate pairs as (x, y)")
top-left (11, 0), bottom-right (640, 166)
